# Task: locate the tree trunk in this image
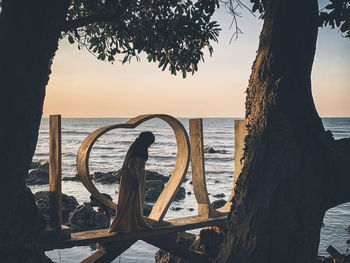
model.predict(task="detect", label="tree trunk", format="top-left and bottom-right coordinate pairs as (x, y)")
top-left (217, 0), bottom-right (350, 262)
top-left (0, 0), bottom-right (69, 261)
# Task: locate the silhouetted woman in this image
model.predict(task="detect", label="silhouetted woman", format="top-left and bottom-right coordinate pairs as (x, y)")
top-left (109, 131), bottom-right (155, 232)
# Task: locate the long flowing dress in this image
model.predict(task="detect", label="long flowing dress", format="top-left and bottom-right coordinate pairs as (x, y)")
top-left (109, 155), bottom-right (150, 232)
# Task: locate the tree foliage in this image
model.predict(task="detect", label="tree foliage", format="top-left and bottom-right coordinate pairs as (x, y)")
top-left (320, 0), bottom-right (350, 39)
top-left (63, 0), bottom-right (220, 78)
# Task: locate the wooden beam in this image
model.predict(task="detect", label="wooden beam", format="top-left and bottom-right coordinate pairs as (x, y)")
top-left (80, 240), bottom-right (136, 263)
top-left (189, 118), bottom-right (211, 218)
top-left (144, 234), bottom-right (209, 263)
top-left (49, 115), bottom-right (62, 234)
top-left (43, 215), bottom-right (227, 250)
top-left (218, 119), bottom-right (247, 213)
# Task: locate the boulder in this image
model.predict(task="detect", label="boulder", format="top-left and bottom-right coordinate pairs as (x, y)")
top-left (174, 187), bottom-right (186, 201)
top-left (204, 147), bottom-right (227, 154)
top-left (192, 226), bottom-right (223, 258)
top-left (26, 169), bottom-right (49, 185)
top-left (30, 161), bottom-right (41, 169)
top-left (37, 161), bottom-right (49, 172)
top-left (212, 199), bottom-right (226, 209)
top-left (68, 203), bottom-right (110, 232)
top-left (155, 232), bottom-right (196, 263)
top-left (145, 180), bottom-right (164, 202)
top-left (170, 207), bottom-right (183, 211)
top-left (34, 191), bottom-right (79, 225)
top-left (62, 174), bottom-right (81, 181)
top-left (145, 180), bottom-right (164, 192)
top-left (93, 171), bottom-right (121, 184)
top-left (89, 193), bottom-right (116, 219)
top-left (146, 170), bottom-right (169, 182)
top-left (90, 170), bottom-right (168, 184)
top-left (155, 227), bottom-right (224, 261)
top-left (213, 193), bottom-right (225, 198)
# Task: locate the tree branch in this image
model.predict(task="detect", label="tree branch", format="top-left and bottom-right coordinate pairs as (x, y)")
top-left (61, 12), bottom-right (121, 33)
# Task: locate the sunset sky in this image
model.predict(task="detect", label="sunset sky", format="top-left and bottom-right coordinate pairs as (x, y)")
top-left (43, 5), bottom-right (350, 118)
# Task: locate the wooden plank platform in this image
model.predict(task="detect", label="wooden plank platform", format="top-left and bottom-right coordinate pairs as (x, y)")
top-left (43, 214), bottom-right (227, 251)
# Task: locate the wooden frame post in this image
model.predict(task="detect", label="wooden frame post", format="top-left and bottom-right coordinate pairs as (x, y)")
top-left (189, 118), bottom-right (211, 218)
top-left (49, 115), bottom-right (62, 234)
top-left (217, 119), bottom-right (247, 212)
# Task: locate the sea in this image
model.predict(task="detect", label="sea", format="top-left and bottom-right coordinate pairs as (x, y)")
top-left (28, 117), bottom-right (350, 262)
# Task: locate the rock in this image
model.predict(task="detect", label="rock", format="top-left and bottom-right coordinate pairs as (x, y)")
top-left (146, 170), bottom-right (169, 182)
top-left (34, 191), bottom-right (79, 225)
top-left (37, 161), bottom-right (49, 172)
top-left (30, 161), bottom-right (41, 169)
top-left (62, 174), bottom-right (81, 181)
top-left (26, 169), bottom-right (49, 185)
top-left (90, 169), bottom-right (168, 184)
top-left (145, 188), bottom-right (159, 202)
top-left (145, 180), bottom-right (164, 193)
top-left (204, 147), bottom-right (216, 153)
top-left (93, 171), bottom-right (121, 184)
top-left (170, 207), bottom-right (183, 211)
top-left (214, 180), bottom-right (220, 183)
top-left (143, 203), bottom-right (153, 216)
top-left (204, 147), bottom-right (227, 154)
top-left (155, 232), bottom-right (196, 263)
top-left (174, 187), bottom-right (186, 201)
top-left (68, 203), bottom-right (110, 232)
top-left (188, 208), bottom-right (194, 211)
top-left (90, 193), bottom-right (113, 207)
top-left (212, 199), bottom-right (226, 209)
top-left (213, 193), bottom-right (225, 198)
top-left (192, 226), bottom-right (223, 258)
top-left (347, 239), bottom-right (350, 244)
top-left (189, 181), bottom-right (193, 184)
top-left (145, 180), bottom-right (165, 202)
top-left (187, 191), bottom-right (192, 195)
top-left (89, 193), bottom-right (116, 219)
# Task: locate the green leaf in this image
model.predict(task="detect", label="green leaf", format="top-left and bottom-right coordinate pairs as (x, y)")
top-left (68, 35), bottom-right (75, 44)
top-left (98, 53), bottom-right (106, 60)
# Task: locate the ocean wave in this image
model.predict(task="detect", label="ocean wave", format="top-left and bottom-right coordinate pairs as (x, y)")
top-left (62, 130), bottom-right (91, 135)
top-left (92, 146), bottom-right (115, 150)
top-left (63, 153), bottom-right (76, 158)
top-left (150, 155), bottom-right (176, 159)
top-left (205, 157), bottom-right (234, 162)
top-left (205, 170), bottom-right (233, 174)
top-left (34, 153), bottom-right (48, 157)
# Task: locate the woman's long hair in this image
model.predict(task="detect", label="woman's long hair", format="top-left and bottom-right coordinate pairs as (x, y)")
top-left (121, 131), bottom-right (155, 170)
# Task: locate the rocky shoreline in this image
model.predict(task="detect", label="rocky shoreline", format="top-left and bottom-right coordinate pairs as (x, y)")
top-left (27, 147), bottom-right (349, 262)
top-left (28, 160), bottom-right (195, 234)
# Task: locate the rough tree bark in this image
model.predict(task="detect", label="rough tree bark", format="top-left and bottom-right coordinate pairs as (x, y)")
top-left (216, 0), bottom-right (350, 262)
top-left (0, 0), bottom-right (70, 261)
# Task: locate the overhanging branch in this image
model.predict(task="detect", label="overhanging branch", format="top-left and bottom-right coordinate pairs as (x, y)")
top-left (61, 12), bottom-right (121, 33)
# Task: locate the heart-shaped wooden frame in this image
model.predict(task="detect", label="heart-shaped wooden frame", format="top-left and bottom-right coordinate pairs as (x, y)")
top-left (76, 114), bottom-right (190, 221)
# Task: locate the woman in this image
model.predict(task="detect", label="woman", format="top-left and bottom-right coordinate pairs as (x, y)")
top-left (109, 131), bottom-right (155, 232)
